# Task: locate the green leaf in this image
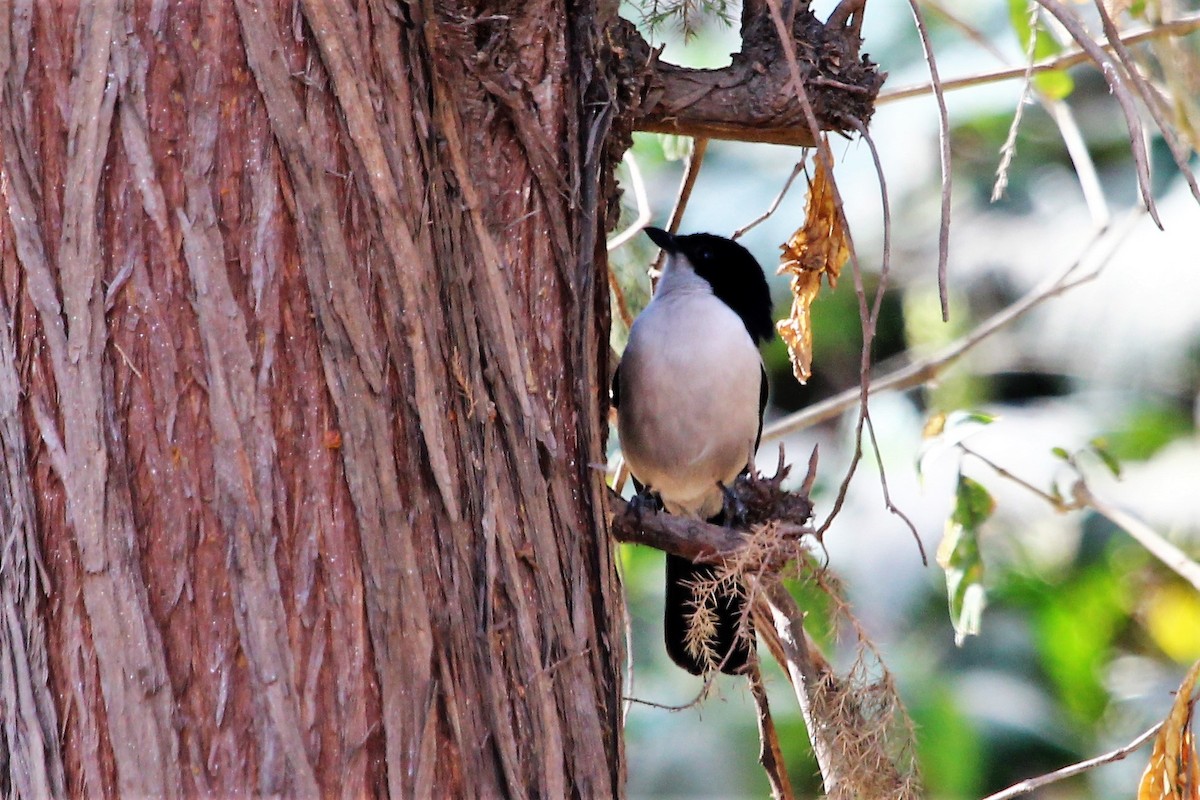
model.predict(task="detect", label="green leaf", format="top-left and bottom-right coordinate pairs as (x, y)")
top-left (1130, 0), bottom-right (1147, 19)
top-left (1089, 437), bottom-right (1122, 478)
top-left (950, 474), bottom-right (995, 529)
top-left (945, 410), bottom-right (996, 429)
top-left (1051, 446), bottom-right (1071, 461)
top-left (938, 475), bottom-right (994, 646)
top-left (1033, 70), bottom-right (1074, 101)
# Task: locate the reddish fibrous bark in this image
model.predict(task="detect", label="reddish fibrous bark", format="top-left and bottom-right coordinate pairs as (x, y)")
top-left (0, 1), bottom-right (881, 796)
top-left (1, 1), bottom-right (624, 796)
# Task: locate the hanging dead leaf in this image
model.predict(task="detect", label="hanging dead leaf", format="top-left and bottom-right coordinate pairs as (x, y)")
top-left (1139, 659), bottom-right (1200, 800)
top-left (777, 142), bottom-right (850, 383)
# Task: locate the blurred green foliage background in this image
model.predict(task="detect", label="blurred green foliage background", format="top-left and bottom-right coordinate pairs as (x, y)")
top-left (610, 1), bottom-right (1200, 797)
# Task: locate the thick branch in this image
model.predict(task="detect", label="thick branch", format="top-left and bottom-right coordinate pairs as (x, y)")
top-left (607, 493), bottom-right (845, 793)
top-left (607, 492), bottom-right (811, 564)
top-left (757, 583), bottom-right (848, 797)
top-left (618, 6), bottom-right (884, 147)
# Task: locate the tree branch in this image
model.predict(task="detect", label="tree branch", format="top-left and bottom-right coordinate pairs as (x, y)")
top-left (617, 6), bottom-right (884, 147)
top-left (878, 12), bottom-right (1200, 104)
top-left (980, 722), bottom-right (1162, 800)
top-left (1073, 483), bottom-right (1200, 593)
top-left (748, 659), bottom-right (796, 800)
top-left (607, 492), bottom-right (812, 566)
top-left (756, 582), bottom-right (849, 797)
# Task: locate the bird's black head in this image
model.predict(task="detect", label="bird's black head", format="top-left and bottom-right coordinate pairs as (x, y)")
top-left (645, 227), bottom-right (775, 345)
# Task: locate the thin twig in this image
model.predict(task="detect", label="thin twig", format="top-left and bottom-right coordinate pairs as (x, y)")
top-left (758, 581), bottom-right (847, 796)
top-left (732, 158), bottom-right (808, 241)
top-left (922, 0), bottom-right (1006, 60)
top-left (1033, 0), bottom-right (1161, 228)
top-left (607, 151), bottom-right (652, 253)
top-left (765, 0), bottom-right (876, 543)
top-left (961, 443), bottom-right (1200, 592)
top-left (959, 421), bottom-right (1200, 591)
top-left (623, 673), bottom-right (718, 712)
top-left (748, 659), bottom-right (796, 800)
top-left (992, 3), bottom-right (1040, 203)
top-left (1076, 483), bottom-right (1200, 593)
top-left (879, 12), bottom-right (1200, 103)
top-left (961, 444), bottom-right (1069, 510)
top-left (819, 120), bottom-right (917, 550)
top-left (923, 0), bottom-right (1109, 226)
top-left (760, 208), bottom-right (1142, 443)
top-left (1090, 0), bottom-right (1200, 207)
top-left (607, 268), bottom-right (634, 331)
top-left (651, 137), bottom-right (710, 277)
top-left (906, 0), bottom-right (952, 321)
top-left (980, 722), bottom-right (1162, 800)
top-left (866, 414), bottom-right (927, 564)
top-left (1045, 100), bottom-right (1110, 227)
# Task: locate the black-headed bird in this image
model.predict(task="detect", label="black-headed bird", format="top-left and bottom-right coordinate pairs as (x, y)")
top-left (612, 227), bottom-right (774, 675)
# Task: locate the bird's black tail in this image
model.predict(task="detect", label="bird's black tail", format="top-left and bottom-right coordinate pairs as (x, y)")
top-left (664, 553), bottom-right (754, 675)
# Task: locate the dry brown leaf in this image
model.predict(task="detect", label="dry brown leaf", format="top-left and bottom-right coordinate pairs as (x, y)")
top-left (777, 143), bottom-right (849, 384)
top-left (1140, 659), bottom-right (1200, 800)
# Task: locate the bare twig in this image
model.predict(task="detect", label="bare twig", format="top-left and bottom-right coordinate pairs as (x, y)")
top-left (765, 0), bottom-right (878, 541)
top-left (992, 4), bottom-right (1040, 204)
top-left (866, 414), bottom-right (928, 564)
top-left (760, 208), bottom-right (1142, 443)
top-left (651, 136), bottom-right (709, 277)
top-left (1045, 100), bottom-right (1110, 227)
top-left (816, 119), bottom-right (922, 555)
top-left (906, 0), bottom-right (952, 320)
top-left (748, 659), bottom-right (796, 800)
top-left (961, 444), bottom-right (1067, 510)
top-left (959, 435), bottom-right (1200, 592)
top-left (879, 12), bottom-right (1200, 104)
top-left (922, 1), bottom-right (1110, 229)
top-left (980, 722), bottom-right (1162, 800)
top-left (607, 152), bottom-right (651, 331)
top-left (1075, 483), bottom-right (1200, 593)
top-left (609, 492), bottom-right (756, 561)
top-left (1033, 0), bottom-right (1161, 228)
top-left (1090, 0), bottom-right (1200, 207)
top-left (623, 673), bottom-right (718, 712)
top-left (607, 491), bottom-right (813, 568)
top-left (607, 268), bottom-right (635, 331)
top-left (607, 151), bottom-right (652, 253)
top-left (732, 158), bottom-right (808, 241)
top-left (669, 136), bottom-right (709, 234)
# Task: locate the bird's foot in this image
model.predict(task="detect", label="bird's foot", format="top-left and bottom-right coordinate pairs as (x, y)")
top-left (628, 486), bottom-right (663, 523)
top-left (718, 481), bottom-right (748, 528)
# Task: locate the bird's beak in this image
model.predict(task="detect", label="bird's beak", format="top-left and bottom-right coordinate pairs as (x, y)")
top-left (643, 226), bottom-right (677, 253)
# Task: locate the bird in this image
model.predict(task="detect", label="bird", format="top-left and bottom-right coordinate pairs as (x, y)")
top-left (612, 226), bottom-right (774, 675)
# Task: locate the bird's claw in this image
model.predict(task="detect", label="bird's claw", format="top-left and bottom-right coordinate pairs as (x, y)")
top-left (718, 482), bottom-right (748, 527)
top-left (628, 487), bottom-right (663, 523)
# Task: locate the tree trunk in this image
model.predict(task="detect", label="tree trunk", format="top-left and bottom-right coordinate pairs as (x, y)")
top-left (0, 1), bottom-right (625, 796)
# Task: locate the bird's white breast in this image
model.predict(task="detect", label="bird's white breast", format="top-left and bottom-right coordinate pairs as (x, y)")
top-left (618, 286), bottom-right (763, 519)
